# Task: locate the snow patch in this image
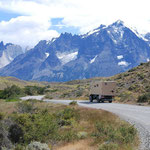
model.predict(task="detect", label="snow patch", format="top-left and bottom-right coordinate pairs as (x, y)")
top-left (130, 27), bottom-right (149, 41)
top-left (117, 55), bottom-right (123, 60)
top-left (81, 25), bottom-right (107, 38)
top-left (46, 38), bottom-right (56, 45)
top-left (108, 25), bottom-right (124, 44)
top-left (87, 29), bottom-right (100, 36)
top-left (46, 40), bottom-right (51, 45)
top-left (90, 55), bottom-right (98, 64)
top-left (118, 61), bottom-right (129, 67)
top-left (45, 53), bottom-right (49, 58)
top-left (56, 51), bottom-right (78, 65)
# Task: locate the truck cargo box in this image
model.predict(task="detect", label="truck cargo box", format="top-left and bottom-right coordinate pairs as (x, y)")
top-left (89, 81), bottom-right (116, 103)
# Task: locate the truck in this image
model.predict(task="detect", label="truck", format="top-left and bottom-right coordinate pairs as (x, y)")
top-left (89, 81), bottom-right (116, 103)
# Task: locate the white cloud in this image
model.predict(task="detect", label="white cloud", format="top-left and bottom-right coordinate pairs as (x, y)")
top-left (1, 0), bottom-right (150, 47)
top-left (0, 16), bottom-right (59, 48)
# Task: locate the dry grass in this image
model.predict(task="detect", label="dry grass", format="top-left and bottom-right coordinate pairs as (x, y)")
top-left (0, 100), bottom-right (139, 150)
top-left (55, 139), bottom-right (97, 150)
top-left (0, 100), bottom-right (16, 114)
top-left (0, 76), bottom-right (45, 90)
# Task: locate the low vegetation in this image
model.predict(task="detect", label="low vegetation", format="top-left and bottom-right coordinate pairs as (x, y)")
top-left (0, 100), bottom-right (138, 150)
top-left (0, 76), bottom-right (43, 90)
top-left (0, 85), bottom-right (48, 102)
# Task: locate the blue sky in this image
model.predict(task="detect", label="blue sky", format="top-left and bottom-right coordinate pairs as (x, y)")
top-left (0, 10), bottom-right (20, 21)
top-left (0, 0), bottom-right (150, 48)
top-left (51, 18), bottom-right (80, 35)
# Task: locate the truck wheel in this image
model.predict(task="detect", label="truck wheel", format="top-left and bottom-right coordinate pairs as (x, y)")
top-left (89, 95), bottom-right (93, 102)
top-left (97, 99), bottom-right (101, 103)
top-left (109, 100), bottom-right (112, 103)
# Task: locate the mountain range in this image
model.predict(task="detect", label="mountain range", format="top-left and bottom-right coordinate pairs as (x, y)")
top-left (0, 20), bottom-right (150, 82)
top-left (0, 41), bottom-right (23, 68)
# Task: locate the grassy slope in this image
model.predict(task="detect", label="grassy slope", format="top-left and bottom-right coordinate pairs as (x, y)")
top-left (0, 76), bottom-right (45, 90)
top-left (112, 62), bottom-right (150, 104)
top-left (45, 62), bottom-right (150, 104)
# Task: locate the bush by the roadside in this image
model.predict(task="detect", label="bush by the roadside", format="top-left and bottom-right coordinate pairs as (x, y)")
top-left (137, 93), bottom-right (150, 103)
top-left (0, 85), bottom-right (23, 99)
top-left (10, 112), bottom-right (58, 144)
top-left (0, 113), bottom-right (4, 121)
top-left (99, 142), bottom-right (119, 150)
top-left (56, 108), bottom-right (79, 126)
top-left (16, 101), bottom-right (37, 114)
top-left (24, 86), bottom-right (46, 96)
top-left (0, 85), bottom-right (48, 101)
top-left (93, 121), bottom-right (137, 145)
top-left (69, 101), bottom-right (78, 106)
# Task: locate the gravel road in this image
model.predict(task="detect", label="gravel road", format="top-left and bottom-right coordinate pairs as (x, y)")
top-left (21, 96), bottom-right (150, 150)
top-left (20, 95), bottom-right (45, 101)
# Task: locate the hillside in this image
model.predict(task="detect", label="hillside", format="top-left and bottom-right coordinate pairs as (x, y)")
top-left (0, 76), bottom-right (44, 90)
top-left (112, 61), bottom-right (150, 104)
top-left (0, 61), bottom-right (150, 104)
top-left (45, 61), bottom-right (150, 104)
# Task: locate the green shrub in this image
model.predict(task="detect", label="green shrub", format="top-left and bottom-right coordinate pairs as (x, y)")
top-left (128, 68), bottom-right (136, 72)
top-left (24, 86), bottom-right (46, 95)
top-left (128, 84), bottom-right (136, 91)
top-left (116, 74), bottom-right (122, 79)
top-left (137, 93), bottom-right (150, 103)
top-left (8, 124), bottom-right (23, 143)
top-left (77, 131), bottom-right (88, 139)
top-left (59, 130), bottom-right (77, 142)
top-left (138, 93), bottom-right (150, 102)
top-left (60, 92), bottom-right (70, 98)
top-left (69, 101), bottom-right (78, 106)
top-left (123, 73), bottom-right (129, 77)
top-left (0, 85), bottom-right (23, 99)
top-left (93, 121), bottom-right (137, 145)
top-left (49, 89), bottom-right (58, 93)
top-left (119, 91), bottom-right (132, 102)
top-left (56, 108), bottom-right (79, 126)
top-left (0, 113), bottom-right (4, 121)
top-left (75, 90), bottom-right (83, 97)
top-left (10, 112), bottom-right (58, 144)
top-left (137, 73), bottom-right (145, 80)
top-left (14, 144), bottom-right (25, 150)
top-left (16, 101), bottom-right (37, 114)
top-left (5, 98), bottom-right (20, 102)
top-left (99, 143), bottom-right (119, 150)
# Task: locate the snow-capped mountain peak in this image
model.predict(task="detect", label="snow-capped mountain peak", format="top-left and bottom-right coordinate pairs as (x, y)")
top-left (111, 20), bottom-right (125, 27)
top-left (1, 20), bottom-right (150, 82)
top-left (81, 24), bottom-right (107, 38)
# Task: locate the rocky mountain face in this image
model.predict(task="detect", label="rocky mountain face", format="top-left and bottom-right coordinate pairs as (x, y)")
top-left (0, 20), bottom-right (150, 81)
top-left (0, 41), bottom-right (23, 68)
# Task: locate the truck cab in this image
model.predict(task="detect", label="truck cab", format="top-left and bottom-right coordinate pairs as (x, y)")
top-left (89, 81), bottom-right (116, 103)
